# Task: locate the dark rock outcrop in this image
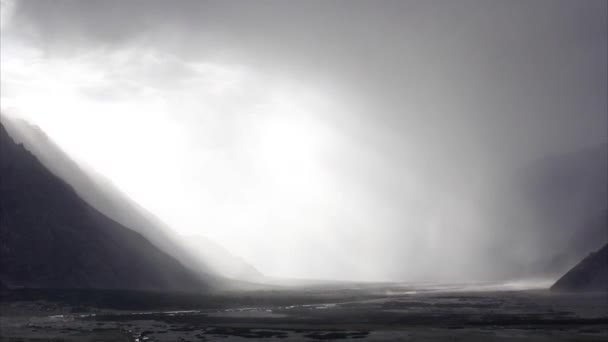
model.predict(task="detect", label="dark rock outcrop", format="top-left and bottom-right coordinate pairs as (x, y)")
top-left (551, 244), bottom-right (608, 292)
top-left (0, 120), bottom-right (208, 291)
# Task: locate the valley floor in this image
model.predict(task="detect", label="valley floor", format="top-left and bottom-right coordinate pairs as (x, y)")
top-left (1, 283), bottom-right (607, 341)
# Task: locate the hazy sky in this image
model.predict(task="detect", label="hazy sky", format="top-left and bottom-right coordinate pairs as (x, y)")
top-left (1, 0), bottom-right (606, 281)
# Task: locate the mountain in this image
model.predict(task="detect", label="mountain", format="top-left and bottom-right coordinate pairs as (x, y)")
top-left (181, 235), bottom-right (264, 282)
top-left (0, 120), bottom-right (208, 291)
top-left (551, 244), bottom-right (608, 292)
top-left (2, 115), bottom-right (263, 286)
top-left (0, 115), bottom-right (262, 284)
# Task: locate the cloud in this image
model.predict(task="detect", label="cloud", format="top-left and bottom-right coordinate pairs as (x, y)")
top-left (1, 0), bottom-right (606, 281)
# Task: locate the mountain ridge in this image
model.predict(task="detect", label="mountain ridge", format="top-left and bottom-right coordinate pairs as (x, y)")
top-left (0, 119), bottom-right (210, 292)
top-left (0, 114), bottom-right (262, 284)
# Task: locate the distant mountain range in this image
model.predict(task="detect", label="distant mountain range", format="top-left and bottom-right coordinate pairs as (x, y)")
top-left (0, 120), bottom-right (207, 291)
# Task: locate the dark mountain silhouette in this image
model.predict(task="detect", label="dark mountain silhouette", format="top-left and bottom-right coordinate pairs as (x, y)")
top-left (0, 120), bottom-right (209, 291)
top-left (551, 244), bottom-right (608, 292)
top-left (1, 115), bottom-right (261, 284)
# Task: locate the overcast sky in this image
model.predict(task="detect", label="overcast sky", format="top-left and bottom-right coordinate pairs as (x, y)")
top-left (1, 0), bottom-right (606, 281)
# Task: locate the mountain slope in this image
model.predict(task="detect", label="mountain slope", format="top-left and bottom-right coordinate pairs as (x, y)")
top-left (551, 244), bottom-right (608, 292)
top-left (1, 115), bottom-right (261, 283)
top-left (181, 235), bottom-right (264, 282)
top-left (0, 121), bottom-right (208, 291)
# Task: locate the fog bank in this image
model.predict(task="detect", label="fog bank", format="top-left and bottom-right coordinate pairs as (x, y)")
top-left (1, 0), bottom-right (606, 282)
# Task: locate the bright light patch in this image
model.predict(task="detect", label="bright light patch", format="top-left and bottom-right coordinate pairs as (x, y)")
top-left (250, 89), bottom-right (332, 197)
top-left (0, 45), bottom-right (342, 276)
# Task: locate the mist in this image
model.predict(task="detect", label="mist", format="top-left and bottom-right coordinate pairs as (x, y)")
top-left (1, 0), bottom-right (606, 282)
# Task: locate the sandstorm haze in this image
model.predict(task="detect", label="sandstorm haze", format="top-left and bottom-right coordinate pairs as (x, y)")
top-left (0, 0), bottom-right (606, 282)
